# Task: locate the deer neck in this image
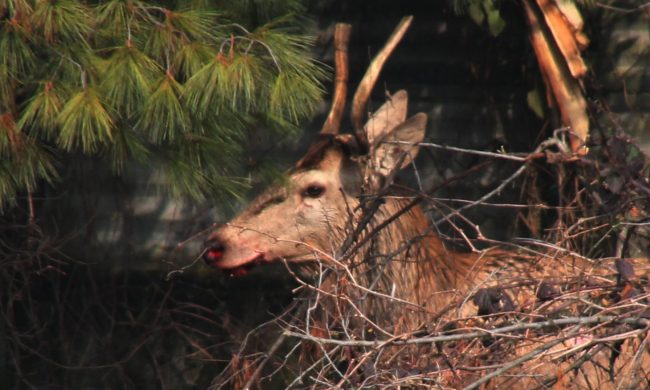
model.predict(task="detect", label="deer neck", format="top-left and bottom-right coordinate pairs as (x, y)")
top-left (344, 198), bottom-right (475, 311)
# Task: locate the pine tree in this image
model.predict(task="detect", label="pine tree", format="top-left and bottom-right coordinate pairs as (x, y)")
top-left (0, 0), bottom-right (326, 208)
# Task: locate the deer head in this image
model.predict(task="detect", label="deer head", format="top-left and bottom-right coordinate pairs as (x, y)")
top-left (203, 17), bottom-right (426, 276)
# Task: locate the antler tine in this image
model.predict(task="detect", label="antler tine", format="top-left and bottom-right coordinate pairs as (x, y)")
top-left (351, 16), bottom-right (413, 149)
top-left (321, 23), bottom-right (351, 135)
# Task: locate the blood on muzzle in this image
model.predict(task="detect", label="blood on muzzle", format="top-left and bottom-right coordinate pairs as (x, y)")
top-left (203, 239), bottom-right (225, 265)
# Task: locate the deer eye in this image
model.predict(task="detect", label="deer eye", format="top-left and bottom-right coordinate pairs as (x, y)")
top-left (303, 185), bottom-right (325, 198)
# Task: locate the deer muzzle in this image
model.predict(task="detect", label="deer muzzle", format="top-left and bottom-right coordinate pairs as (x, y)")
top-left (203, 235), bottom-right (267, 277)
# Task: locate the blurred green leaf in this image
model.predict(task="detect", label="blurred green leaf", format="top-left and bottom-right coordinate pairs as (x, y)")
top-left (527, 88), bottom-right (545, 119)
top-left (468, 3), bottom-right (484, 26)
top-left (484, 1), bottom-right (506, 37)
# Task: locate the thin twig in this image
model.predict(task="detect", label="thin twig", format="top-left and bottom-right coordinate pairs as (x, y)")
top-left (388, 140), bottom-right (528, 162)
top-left (241, 332), bottom-right (287, 390)
top-left (283, 316), bottom-right (648, 348)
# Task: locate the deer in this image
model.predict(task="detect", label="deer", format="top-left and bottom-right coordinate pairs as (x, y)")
top-left (202, 17), bottom-right (650, 389)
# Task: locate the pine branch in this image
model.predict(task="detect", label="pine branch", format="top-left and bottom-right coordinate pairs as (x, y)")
top-left (31, 0), bottom-right (91, 43)
top-left (140, 73), bottom-right (188, 143)
top-left (0, 18), bottom-right (35, 77)
top-left (101, 45), bottom-right (160, 116)
top-left (0, 0), bottom-right (326, 206)
top-left (18, 81), bottom-right (62, 138)
top-left (57, 88), bottom-right (113, 153)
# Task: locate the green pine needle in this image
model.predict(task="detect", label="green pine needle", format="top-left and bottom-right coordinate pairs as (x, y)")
top-left (249, 25), bottom-right (326, 123)
top-left (140, 73), bottom-right (189, 143)
top-left (31, 0), bottom-right (91, 43)
top-left (269, 69), bottom-right (323, 124)
top-left (183, 55), bottom-right (226, 115)
top-left (2, 1), bottom-right (327, 205)
top-left (18, 82), bottom-right (62, 138)
top-left (12, 137), bottom-right (57, 190)
top-left (95, 0), bottom-right (144, 40)
top-left (101, 45), bottom-right (161, 116)
top-left (167, 9), bottom-right (220, 41)
top-left (0, 112), bottom-right (16, 153)
top-left (143, 8), bottom-right (219, 63)
top-left (159, 151), bottom-right (248, 201)
top-left (0, 166), bottom-right (18, 208)
top-left (0, 65), bottom-right (13, 110)
top-left (194, 108), bottom-right (247, 143)
top-left (0, 0), bottom-right (34, 17)
top-left (173, 42), bottom-right (214, 81)
top-left (221, 54), bottom-right (261, 111)
top-left (256, 112), bottom-right (300, 139)
top-left (143, 23), bottom-right (177, 63)
top-left (0, 20), bottom-right (35, 78)
top-left (183, 32), bottom-right (288, 116)
top-left (109, 124), bottom-right (149, 173)
top-left (57, 88), bottom-right (114, 153)
top-left (0, 133), bottom-right (56, 209)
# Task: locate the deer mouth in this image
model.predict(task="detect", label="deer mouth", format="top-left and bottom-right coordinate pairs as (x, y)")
top-left (204, 248), bottom-right (314, 277)
top-left (203, 247), bottom-right (267, 277)
top-left (222, 257), bottom-right (265, 277)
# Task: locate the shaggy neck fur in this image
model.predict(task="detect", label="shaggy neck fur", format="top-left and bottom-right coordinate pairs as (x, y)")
top-left (311, 197), bottom-right (479, 333)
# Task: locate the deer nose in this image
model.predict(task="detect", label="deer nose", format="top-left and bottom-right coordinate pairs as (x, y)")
top-left (203, 239), bottom-right (225, 265)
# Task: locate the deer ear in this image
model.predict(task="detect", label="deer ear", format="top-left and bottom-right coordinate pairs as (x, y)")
top-left (371, 112), bottom-right (427, 178)
top-left (364, 90), bottom-right (408, 145)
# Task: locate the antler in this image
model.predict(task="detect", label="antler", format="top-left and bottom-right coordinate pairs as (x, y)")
top-left (320, 23), bottom-right (351, 135)
top-left (351, 16), bottom-right (413, 150)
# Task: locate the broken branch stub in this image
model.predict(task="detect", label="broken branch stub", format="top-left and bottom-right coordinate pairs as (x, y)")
top-left (523, 0), bottom-right (589, 155)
